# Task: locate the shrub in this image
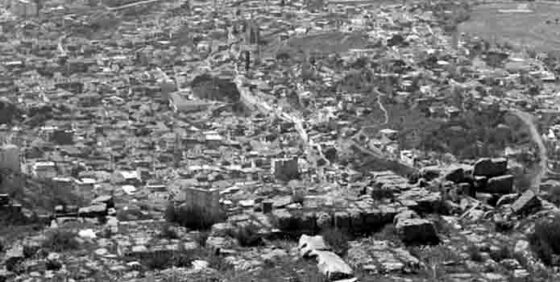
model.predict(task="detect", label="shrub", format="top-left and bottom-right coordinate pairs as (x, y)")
top-left (159, 224), bottom-right (179, 239)
top-left (165, 203), bottom-right (225, 231)
top-left (194, 231), bottom-right (210, 248)
top-left (468, 245), bottom-right (484, 262)
top-left (528, 216), bottom-right (560, 265)
top-left (321, 228), bottom-right (351, 256)
top-left (42, 230), bottom-right (79, 252)
top-left (489, 245), bottom-right (513, 262)
top-left (227, 223), bottom-right (263, 247)
top-left (292, 190), bottom-right (305, 205)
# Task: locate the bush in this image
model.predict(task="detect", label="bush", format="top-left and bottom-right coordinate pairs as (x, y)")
top-left (159, 224), bottom-right (179, 239)
top-left (292, 190), bottom-right (305, 205)
top-left (42, 230), bottom-right (79, 252)
top-left (194, 231), bottom-right (210, 248)
top-left (530, 217), bottom-right (560, 264)
top-left (528, 216), bottom-right (560, 265)
top-left (489, 245), bottom-right (513, 262)
top-left (227, 223), bottom-right (263, 247)
top-left (165, 203), bottom-right (225, 231)
top-left (468, 245), bottom-right (484, 262)
top-left (321, 228), bottom-right (351, 256)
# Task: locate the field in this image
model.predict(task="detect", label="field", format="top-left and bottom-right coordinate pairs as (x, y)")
top-left (459, 2), bottom-right (560, 52)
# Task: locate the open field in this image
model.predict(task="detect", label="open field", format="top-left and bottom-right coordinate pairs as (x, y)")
top-left (459, 2), bottom-right (560, 52)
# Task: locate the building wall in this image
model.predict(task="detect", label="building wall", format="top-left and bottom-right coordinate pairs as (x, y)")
top-left (0, 144), bottom-right (20, 172)
top-left (271, 157), bottom-right (299, 181)
top-left (182, 187), bottom-right (220, 218)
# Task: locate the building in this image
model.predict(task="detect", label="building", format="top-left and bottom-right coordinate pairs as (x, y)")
top-left (174, 185), bottom-right (221, 219)
top-left (271, 157), bottom-right (299, 181)
top-left (10, 0), bottom-right (39, 17)
top-left (168, 92), bottom-right (212, 113)
top-left (32, 161), bottom-right (56, 178)
top-left (0, 144), bottom-right (20, 172)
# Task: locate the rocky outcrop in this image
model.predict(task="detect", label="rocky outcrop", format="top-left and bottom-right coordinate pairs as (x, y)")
top-left (394, 210), bottom-right (438, 245)
top-left (473, 158), bottom-right (508, 178)
top-left (347, 239), bottom-right (420, 274)
top-left (315, 250), bottom-right (354, 281)
top-left (484, 175), bottom-right (514, 194)
top-left (511, 190), bottom-right (541, 215)
top-left (298, 235), bottom-right (329, 258)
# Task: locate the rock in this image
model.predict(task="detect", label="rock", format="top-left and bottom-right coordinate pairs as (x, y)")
top-left (192, 260), bottom-right (209, 270)
top-left (496, 193), bottom-right (518, 206)
top-left (513, 269), bottom-right (530, 279)
top-left (482, 272), bottom-right (507, 281)
top-left (511, 189), bottom-right (541, 215)
top-left (514, 240), bottom-right (530, 255)
top-left (271, 195), bottom-right (292, 208)
top-left (445, 166), bottom-right (465, 183)
top-left (316, 212), bottom-right (333, 230)
top-left (500, 258), bottom-right (521, 270)
top-left (272, 209), bottom-right (298, 231)
top-left (314, 250), bottom-right (354, 281)
top-left (261, 248), bottom-right (288, 263)
top-left (78, 203), bottom-right (107, 217)
top-left (205, 236), bottom-right (236, 254)
top-left (393, 210), bottom-right (419, 225)
top-left (485, 175), bottom-right (514, 194)
top-left (420, 166), bottom-right (440, 181)
top-left (334, 212), bottom-right (350, 230)
top-left (298, 235), bottom-right (329, 258)
top-left (395, 217), bottom-right (438, 245)
top-left (473, 158), bottom-right (507, 178)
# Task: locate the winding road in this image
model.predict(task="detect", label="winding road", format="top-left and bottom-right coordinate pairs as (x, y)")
top-left (510, 109), bottom-right (547, 191)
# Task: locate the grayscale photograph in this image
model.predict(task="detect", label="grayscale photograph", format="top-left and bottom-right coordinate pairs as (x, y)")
top-left (0, 0), bottom-right (559, 281)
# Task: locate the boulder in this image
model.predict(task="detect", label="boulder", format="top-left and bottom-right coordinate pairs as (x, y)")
top-left (395, 218), bottom-right (438, 245)
top-left (316, 212), bottom-right (333, 230)
top-left (315, 250), bottom-right (354, 281)
top-left (444, 166), bottom-right (465, 183)
top-left (511, 190), bottom-right (541, 215)
top-left (473, 158), bottom-right (507, 178)
top-left (272, 209), bottom-right (299, 231)
top-left (393, 210), bottom-right (418, 225)
top-left (298, 235), bottom-right (329, 258)
top-left (485, 175), bottom-right (514, 194)
top-left (496, 193), bottom-right (519, 207)
top-left (334, 212), bottom-right (350, 230)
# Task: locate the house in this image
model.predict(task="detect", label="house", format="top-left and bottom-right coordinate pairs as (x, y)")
top-left (32, 161), bottom-right (56, 178)
top-left (169, 92), bottom-right (212, 113)
top-left (0, 144), bottom-right (20, 172)
top-left (111, 170), bottom-right (141, 185)
top-left (271, 157), bottom-right (299, 181)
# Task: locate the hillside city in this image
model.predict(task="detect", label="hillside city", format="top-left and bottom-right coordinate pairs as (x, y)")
top-left (2, 0), bottom-right (560, 281)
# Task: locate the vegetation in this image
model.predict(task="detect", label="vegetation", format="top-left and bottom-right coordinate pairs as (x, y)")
top-left (142, 246), bottom-right (234, 271)
top-left (467, 245), bottom-right (484, 262)
top-left (321, 228), bottom-right (351, 256)
top-left (42, 230), bottom-right (80, 252)
top-left (165, 203), bottom-right (225, 231)
top-left (159, 224), bottom-right (179, 239)
top-left (227, 223), bottom-right (264, 247)
top-left (489, 245), bottom-right (514, 262)
top-left (528, 216), bottom-right (560, 266)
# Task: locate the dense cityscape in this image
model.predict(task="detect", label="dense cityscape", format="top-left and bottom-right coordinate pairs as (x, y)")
top-left (2, 0), bottom-right (560, 281)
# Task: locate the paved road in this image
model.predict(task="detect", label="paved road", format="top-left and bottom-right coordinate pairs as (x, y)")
top-left (510, 109), bottom-right (547, 191)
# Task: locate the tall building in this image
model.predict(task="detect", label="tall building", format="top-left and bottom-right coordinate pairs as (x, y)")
top-left (10, 0), bottom-right (38, 17)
